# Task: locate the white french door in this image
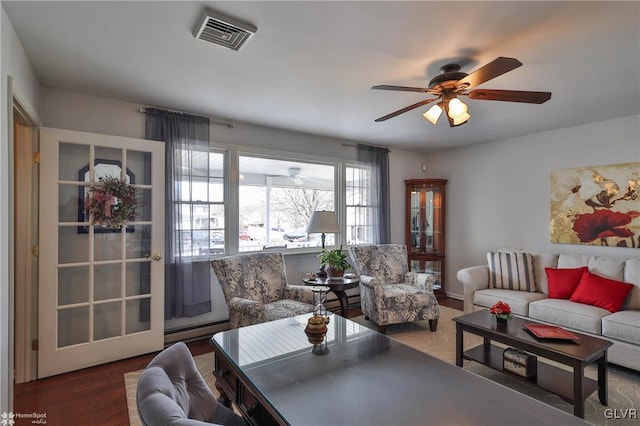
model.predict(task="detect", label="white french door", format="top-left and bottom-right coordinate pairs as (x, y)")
top-left (38, 127), bottom-right (165, 378)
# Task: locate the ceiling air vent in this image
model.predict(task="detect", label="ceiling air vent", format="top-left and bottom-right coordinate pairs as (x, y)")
top-left (193, 10), bottom-right (257, 51)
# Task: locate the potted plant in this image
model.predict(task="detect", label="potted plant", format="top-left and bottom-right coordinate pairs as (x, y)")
top-left (318, 246), bottom-right (351, 278)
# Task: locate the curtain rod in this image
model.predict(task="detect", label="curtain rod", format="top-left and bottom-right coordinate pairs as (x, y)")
top-left (139, 107), bottom-right (236, 128)
top-left (342, 142), bottom-right (392, 152)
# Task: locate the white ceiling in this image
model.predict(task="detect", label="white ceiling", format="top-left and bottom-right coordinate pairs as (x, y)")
top-left (4, 1), bottom-right (640, 153)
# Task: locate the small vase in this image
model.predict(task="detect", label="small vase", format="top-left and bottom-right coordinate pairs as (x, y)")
top-left (495, 316), bottom-right (508, 329)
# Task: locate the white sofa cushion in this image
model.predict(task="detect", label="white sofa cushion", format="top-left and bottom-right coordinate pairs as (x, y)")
top-left (487, 251), bottom-right (536, 291)
top-left (473, 289), bottom-right (546, 316)
top-left (602, 311), bottom-right (640, 345)
top-left (530, 252), bottom-right (559, 295)
top-left (557, 254), bottom-right (591, 268)
top-left (589, 256), bottom-right (625, 281)
top-left (623, 258), bottom-right (640, 310)
top-left (529, 299), bottom-right (610, 335)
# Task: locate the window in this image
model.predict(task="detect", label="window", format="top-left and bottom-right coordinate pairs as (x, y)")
top-left (174, 149), bottom-right (225, 257)
top-left (238, 156), bottom-right (335, 250)
top-left (173, 149), bottom-right (371, 256)
top-left (346, 165), bottom-right (374, 245)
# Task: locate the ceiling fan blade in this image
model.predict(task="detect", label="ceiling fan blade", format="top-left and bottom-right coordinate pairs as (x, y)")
top-left (374, 99), bottom-right (437, 122)
top-left (467, 89), bottom-right (552, 104)
top-left (372, 85), bottom-right (437, 93)
top-left (456, 57), bottom-right (523, 90)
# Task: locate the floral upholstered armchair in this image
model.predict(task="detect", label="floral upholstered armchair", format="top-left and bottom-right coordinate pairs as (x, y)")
top-left (211, 252), bottom-right (315, 328)
top-left (348, 244), bottom-right (440, 333)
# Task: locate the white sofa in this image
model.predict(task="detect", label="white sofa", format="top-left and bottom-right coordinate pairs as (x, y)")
top-left (457, 249), bottom-right (640, 372)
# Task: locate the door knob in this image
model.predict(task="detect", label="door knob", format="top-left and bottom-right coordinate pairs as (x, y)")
top-left (151, 252), bottom-right (162, 261)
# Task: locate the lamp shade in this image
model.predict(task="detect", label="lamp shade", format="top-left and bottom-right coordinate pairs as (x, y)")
top-left (447, 98), bottom-right (468, 119)
top-left (422, 103), bottom-right (443, 125)
top-left (452, 112), bottom-right (471, 126)
top-left (307, 211), bottom-right (340, 233)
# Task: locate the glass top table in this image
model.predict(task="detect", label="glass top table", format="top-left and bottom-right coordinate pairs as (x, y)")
top-left (210, 313), bottom-right (588, 426)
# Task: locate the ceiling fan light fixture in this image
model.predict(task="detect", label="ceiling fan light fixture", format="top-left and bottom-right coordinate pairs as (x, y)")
top-left (422, 103), bottom-right (443, 125)
top-left (452, 112), bottom-right (471, 126)
top-left (447, 97), bottom-right (468, 119)
top-left (372, 57), bottom-right (551, 126)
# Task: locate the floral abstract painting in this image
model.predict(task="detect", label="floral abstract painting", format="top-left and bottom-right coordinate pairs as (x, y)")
top-left (550, 162), bottom-right (640, 248)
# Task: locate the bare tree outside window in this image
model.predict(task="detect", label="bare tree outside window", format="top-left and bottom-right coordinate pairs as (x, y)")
top-left (239, 156), bottom-right (335, 250)
top-left (272, 188), bottom-right (333, 228)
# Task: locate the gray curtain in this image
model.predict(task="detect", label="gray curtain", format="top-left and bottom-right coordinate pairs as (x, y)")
top-left (357, 144), bottom-right (391, 244)
top-left (145, 108), bottom-right (212, 319)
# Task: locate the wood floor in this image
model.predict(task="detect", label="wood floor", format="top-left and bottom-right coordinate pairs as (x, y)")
top-left (13, 297), bottom-right (462, 425)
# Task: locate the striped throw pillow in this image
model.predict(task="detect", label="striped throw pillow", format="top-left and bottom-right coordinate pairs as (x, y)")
top-left (487, 251), bottom-right (536, 292)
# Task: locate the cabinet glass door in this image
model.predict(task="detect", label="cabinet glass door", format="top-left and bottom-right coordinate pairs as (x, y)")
top-left (409, 259), bottom-right (442, 290)
top-left (408, 184), bottom-right (442, 254)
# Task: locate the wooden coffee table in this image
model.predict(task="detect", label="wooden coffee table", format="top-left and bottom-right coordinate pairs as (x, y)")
top-left (211, 313), bottom-right (587, 425)
top-left (454, 310), bottom-right (612, 418)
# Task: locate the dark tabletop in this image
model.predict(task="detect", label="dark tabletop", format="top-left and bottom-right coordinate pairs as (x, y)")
top-left (302, 276), bottom-right (360, 291)
top-left (211, 313), bottom-right (588, 426)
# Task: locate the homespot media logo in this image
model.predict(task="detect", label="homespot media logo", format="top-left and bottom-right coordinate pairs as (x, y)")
top-left (1, 412), bottom-right (47, 425)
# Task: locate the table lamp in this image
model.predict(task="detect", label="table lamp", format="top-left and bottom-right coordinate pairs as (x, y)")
top-left (307, 210), bottom-right (340, 276)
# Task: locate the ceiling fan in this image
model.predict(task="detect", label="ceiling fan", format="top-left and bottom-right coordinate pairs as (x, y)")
top-left (268, 167), bottom-right (305, 185)
top-left (372, 57), bottom-right (551, 127)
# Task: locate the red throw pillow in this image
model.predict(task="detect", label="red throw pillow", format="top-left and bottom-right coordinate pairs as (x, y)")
top-left (569, 271), bottom-right (634, 312)
top-left (545, 267), bottom-right (588, 299)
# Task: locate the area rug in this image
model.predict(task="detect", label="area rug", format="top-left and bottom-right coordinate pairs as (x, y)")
top-left (125, 306), bottom-right (640, 425)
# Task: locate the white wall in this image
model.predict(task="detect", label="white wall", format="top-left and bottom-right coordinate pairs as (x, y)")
top-left (389, 149), bottom-right (433, 242)
top-left (424, 115), bottom-right (640, 298)
top-left (1, 4), bottom-right (41, 413)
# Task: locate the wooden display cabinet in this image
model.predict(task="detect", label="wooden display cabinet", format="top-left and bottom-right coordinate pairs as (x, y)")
top-left (405, 179), bottom-right (447, 294)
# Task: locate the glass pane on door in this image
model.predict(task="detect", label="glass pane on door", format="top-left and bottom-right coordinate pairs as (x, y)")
top-left (58, 226), bottom-right (89, 264)
top-left (59, 142), bottom-right (89, 181)
top-left (58, 266), bottom-right (90, 305)
top-left (136, 188), bottom-right (152, 221)
top-left (94, 302), bottom-right (122, 340)
top-left (94, 232), bottom-right (123, 261)
top-left (94, 263), bottom-right (122, 301)
top-left (126, 299), bottom-right (151, 334)
top-left (127, 150), bottom-right (152, 185)
top-left (59, 183), bottom-right (83, 223)
top-left (95, 146), bottom-right (123, 172)
top-left (58, 307), bottom-right (90, 347)
top-left (126, 225), bottom-right (152, 259)
top-left (126, 262), bottom-right (151, 296)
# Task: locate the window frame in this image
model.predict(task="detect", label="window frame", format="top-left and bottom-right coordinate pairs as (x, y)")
top-left (345, 163), bottom-right (375, 246)
top-left (235, 151), bottom-right (341, 253)
top-left (171, 147), bottom-right (227, 259)
top-left (182, 144), bottom-right (370, 257)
